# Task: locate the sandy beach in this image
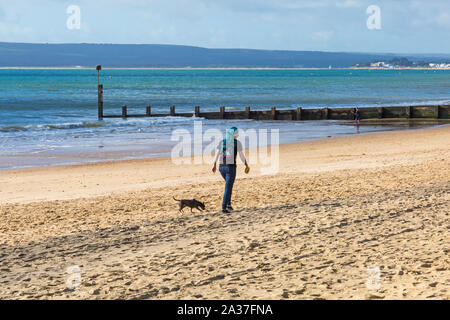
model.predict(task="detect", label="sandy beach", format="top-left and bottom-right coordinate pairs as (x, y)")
top-left (0, 125), bottom-right (449, 300)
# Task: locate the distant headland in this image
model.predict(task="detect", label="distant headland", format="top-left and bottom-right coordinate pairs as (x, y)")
top-left (1, 42), bottom-right (449, 68)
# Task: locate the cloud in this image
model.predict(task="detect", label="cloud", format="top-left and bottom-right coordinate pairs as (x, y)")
top-left (0, 22), bottom-right (34, 38)
top-left (436, 12), bottom-right (450, 28)
top-left (198, 0), bottom-right (364, 15)
top-left (405, 1), bottom-right (450, 30)
top-left (338, 0), bottom-right (363, 8)
top-left (312, 31), bottom-right (334, 40)
top-left (0, 0), bottom-right (449, 53)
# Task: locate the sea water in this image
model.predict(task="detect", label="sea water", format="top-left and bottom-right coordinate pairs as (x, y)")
top-left (0, 68), bottom-right (448, 169)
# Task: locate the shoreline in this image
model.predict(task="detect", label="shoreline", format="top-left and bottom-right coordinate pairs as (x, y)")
top-left (1, 124), bottom-right (448, 205)
top-left (1, 121), bottom-right (447, 173)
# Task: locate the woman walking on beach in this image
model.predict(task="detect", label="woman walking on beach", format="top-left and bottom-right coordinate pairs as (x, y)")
top-left (354, 107), bottom-right (361, 125)
top-left (212, 126), bottom-right (249, 214)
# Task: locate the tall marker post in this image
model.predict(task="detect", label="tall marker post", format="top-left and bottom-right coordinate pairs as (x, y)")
top-left (97, 65), bottom-right (103, 120)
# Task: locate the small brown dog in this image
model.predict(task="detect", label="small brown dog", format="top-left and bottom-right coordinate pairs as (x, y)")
top-left (173, 197), bottom-right (206, 213)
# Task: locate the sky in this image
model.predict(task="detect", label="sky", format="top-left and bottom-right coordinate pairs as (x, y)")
top-left (0, 0), bottom-right (449, 53)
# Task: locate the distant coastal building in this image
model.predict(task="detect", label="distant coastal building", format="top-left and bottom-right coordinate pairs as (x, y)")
top-left (354, 58), bottom-right (450, 69)
top-left (429, 63), bottom-right (450, 68)
top-left (370, 61), bottom-right (393, 68)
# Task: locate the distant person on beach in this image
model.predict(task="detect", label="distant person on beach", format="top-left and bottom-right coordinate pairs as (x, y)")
top-left (354, 107), bottom-right (361, 125)
top-left (212, 126), bottom-right (249, 214)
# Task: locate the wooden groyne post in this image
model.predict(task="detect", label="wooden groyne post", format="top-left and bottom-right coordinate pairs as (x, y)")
top-left (245, 106), bottom-right (251, 119)
top-left (96, 65), bottom-right (103, 120)
top-left (98, 84), bottom-right (103, 120)
top-left (434, 106), bottom-right (440, 118)
top-left (377, 107), bottom-right (383, 119)
top-left (296, 107), bottom-right (302, 120)
top-left (406, 106), bottom-right (411, 119)
top-left (324, 107), bottom-right (329, 120)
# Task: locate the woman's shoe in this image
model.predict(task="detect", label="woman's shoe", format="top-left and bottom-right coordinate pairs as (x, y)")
top-left (227, 205), bottom-right (234, 211)
top-left (222, 209), bottom-right (231, 214)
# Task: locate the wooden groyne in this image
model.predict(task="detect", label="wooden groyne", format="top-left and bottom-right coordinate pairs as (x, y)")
top-left (99, 104), bottom-right (450, 121)
top-left (95, 67), bottom-right (449, 122)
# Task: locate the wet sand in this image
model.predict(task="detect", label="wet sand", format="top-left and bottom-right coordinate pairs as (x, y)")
top-left (0, 125), bottom-right (449, 299)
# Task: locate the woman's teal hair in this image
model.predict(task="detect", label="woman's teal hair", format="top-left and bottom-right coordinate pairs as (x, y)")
top-left (227, 126), bottom-right (238, 138)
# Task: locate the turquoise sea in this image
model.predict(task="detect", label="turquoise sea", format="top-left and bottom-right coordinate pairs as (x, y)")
top-left (0, 69), bottom-right (449, 169)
